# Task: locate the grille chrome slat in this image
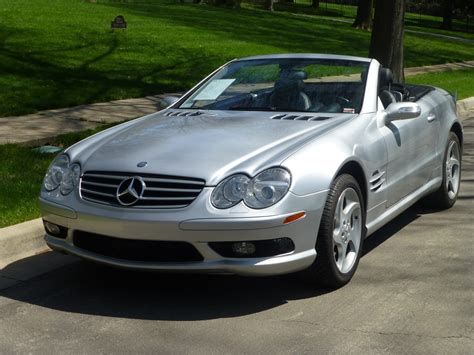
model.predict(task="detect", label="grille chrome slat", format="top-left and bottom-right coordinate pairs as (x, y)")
top-left (141, 196), bottom-right (196, 201)
top-left (82, 181), bottom-right (118, 189)
top-left (145, 187), bottom-right (202, 193)
top-left (81, 188), bottom-right (116, 198)
top-left (142, 177), bottom-right (205, 186)
top-left (80, 171), bottom-right (205, 209)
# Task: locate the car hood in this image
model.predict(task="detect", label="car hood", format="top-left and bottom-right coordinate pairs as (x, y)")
top-left (76, 110), bottom-right (354, 185)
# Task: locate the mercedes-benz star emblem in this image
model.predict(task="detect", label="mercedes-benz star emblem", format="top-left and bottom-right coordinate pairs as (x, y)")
top-left (116, 176), bottom-right (146, 206)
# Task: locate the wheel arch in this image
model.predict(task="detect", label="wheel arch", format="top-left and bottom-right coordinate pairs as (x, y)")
top-left (450, 121), bottom-right (463, 151)
top-left (335, 160), bottom-right (368, 211)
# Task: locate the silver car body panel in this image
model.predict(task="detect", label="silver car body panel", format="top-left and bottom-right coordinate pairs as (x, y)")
top-left (40, 54), bottom-right (462, 275)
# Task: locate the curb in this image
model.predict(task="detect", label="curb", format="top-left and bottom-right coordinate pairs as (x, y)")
top-left (1, 97), bottom-right (474, 268)
top-left (457, 97), bottom-right (474, 118)
top-left (0, 218), bottom-right (49, 269)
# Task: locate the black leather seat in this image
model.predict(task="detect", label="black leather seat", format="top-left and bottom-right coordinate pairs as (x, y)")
top-left (270, 71), bottom-right (311, 111)
top-left (380, 90), bottom-right (397, 108)
top-left (378, 68), bottom-right (397, 108)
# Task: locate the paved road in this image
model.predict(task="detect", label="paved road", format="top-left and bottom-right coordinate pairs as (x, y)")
top-left (1, 119), bottom-right (473, 354)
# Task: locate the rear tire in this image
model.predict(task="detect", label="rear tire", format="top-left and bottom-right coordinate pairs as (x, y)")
top-left (302, 174), bottom-right (366, 288)
top-left (426, 132), bottom-right (461, 209)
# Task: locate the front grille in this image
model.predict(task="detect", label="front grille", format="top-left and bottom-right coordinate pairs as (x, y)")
top-left (73, 231), bottom-right (204, 262)
top-left (80, 171), bottom-right (205, 209)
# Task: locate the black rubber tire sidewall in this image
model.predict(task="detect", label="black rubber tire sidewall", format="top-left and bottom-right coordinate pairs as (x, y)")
top-left (310, 174), bottom-right (366, 288)
top-left (430, 132), bottom-right (462, 209)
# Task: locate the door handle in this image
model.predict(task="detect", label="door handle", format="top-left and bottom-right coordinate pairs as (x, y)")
top-left (427, 112), bottom-right (437, 122)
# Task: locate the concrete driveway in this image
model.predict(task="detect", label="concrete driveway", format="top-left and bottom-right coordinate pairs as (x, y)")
top-left (1, 118), bottom-right (473, 354)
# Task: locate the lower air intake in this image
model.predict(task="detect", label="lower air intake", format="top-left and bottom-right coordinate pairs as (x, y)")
top-left (73, 231), bottom-right (204, 262)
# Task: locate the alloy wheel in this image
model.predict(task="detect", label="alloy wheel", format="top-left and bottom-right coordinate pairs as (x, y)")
top-left (445, 140), bottom-right (461, 200)
top-left (332, 187), bottom-right (362, 274)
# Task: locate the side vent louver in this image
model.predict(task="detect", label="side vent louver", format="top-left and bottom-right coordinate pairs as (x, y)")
top-left (369, 170), bottom-right (386, 192)
top-left (164, 111), bottom-right (203, 117)
top-left (271, 114), bottom-right (331, 121)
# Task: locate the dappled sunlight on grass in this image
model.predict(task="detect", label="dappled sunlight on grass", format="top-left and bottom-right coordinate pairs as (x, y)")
top-left (407, 69), bottom-right (474, 100)
top-left (0, 0), bottom-right (473, 117)
top-left (0, 124), bottom-right (116, 227)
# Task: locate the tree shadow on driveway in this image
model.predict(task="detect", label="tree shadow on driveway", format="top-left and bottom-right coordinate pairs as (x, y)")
top-left (3, 135), bottom-right (473, 321)
top-left (0, 203), bottom-right (429, 321)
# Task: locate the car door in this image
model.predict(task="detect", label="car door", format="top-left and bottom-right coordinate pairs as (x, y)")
top-left (380, 99), bottom-right (440, 207)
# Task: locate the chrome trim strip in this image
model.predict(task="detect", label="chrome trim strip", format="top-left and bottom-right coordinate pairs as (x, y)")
top-left (141, 196), bottom-right (196, 201)
top-left (146, 187), bottom-right (202, 193)
top-left (81, 188), bottom-right (115, 198)
top-left (81, 181), bottom-right (117, 188)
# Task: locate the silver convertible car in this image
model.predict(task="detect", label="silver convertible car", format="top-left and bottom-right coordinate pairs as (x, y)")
top-left (40, 54), bottom-right (463, 287)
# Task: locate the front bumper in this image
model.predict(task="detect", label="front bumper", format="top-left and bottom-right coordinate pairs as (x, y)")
top-left (45, 235), bottom-right (316, 276)
top-left (40, 188), bottom-right (327, 276)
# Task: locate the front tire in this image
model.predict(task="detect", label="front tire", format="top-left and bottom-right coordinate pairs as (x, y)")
top-left (303, 174), bottom-right (366, 288)
top-left (427, 132), bottom-right (462, 209)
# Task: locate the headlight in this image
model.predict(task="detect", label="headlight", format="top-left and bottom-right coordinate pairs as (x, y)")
top-left (60, 163), bottom-right (81, 195)
top-left (211, 174), bottom-right (250, 209)
top-left (244, 168), bottom-right (291, 209)
top-left (43, 154), bottom-right (81, 195)
top-left (211, 168), bottom-right (291, 209)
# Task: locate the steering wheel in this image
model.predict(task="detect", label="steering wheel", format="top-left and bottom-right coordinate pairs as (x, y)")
top-left (318, 95), bottom-right (353, 113)
top-left (332, 96), bottom-right (352, 107)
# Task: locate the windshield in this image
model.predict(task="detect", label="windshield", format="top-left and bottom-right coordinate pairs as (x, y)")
top-left (180, 58), bottom-right (370, 114)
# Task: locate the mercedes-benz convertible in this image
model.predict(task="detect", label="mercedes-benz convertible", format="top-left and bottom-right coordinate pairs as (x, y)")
top-left (40, 54), bottom-right (463, 287)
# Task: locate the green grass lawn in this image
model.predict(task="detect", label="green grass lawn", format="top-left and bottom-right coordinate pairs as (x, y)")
top-left (286, 0), bottom-right (474, 39)
top-left (0, 0), bottom-right (473, 228)
top-left (0, 124), bottom-right (115, 228)
top-left (0, 0), bottom-right (473, 118)
top-left (1, 67), bottom-right (474, 228)
top-left (407, 69), bottom-right (474, 100)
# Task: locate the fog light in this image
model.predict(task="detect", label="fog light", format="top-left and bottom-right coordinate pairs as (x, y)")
top-left (232, 241), bottom-right (256, 256)
top-left (43, 220), bottom-right (67, 239)
top-left (44, 221), bottom-right (60, 234)
top-left (209, 238), bottom-right (295, 258)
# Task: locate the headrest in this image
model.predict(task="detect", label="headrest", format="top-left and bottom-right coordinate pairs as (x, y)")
top-left (282, 70), bottom-right (308, 81)
top-left (274, 70), bottom-right (307, 91)
top-left (379, 67), bottom-right (393, 88)
top-left (288, 70), bottom-right (308, 80)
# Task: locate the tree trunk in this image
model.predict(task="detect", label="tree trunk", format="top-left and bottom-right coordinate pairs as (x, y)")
top-left (265, 0), bottom-right (274, 11)
top-left (352, 0), bottom-right (374, 30)
top-left (369, 0), bottom-right (406, 83)
top-left (441, 0), bottom-right (453, 30)
top-left (312, 0), bottom-right (320, 8)
top-left (226, 0), bottom-right (241, 8)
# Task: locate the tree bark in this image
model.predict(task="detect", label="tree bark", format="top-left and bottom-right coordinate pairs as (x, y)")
top-left (352, 0), bottom-right (374, 30)
top-left (312, 0), bottom-right (320, 8)
top-left (265, 0), bottom-right (274, 11)
top-left (441, 0), bottom-right (453, 30)
top-left (369, 0), bottom-right (406, 83)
